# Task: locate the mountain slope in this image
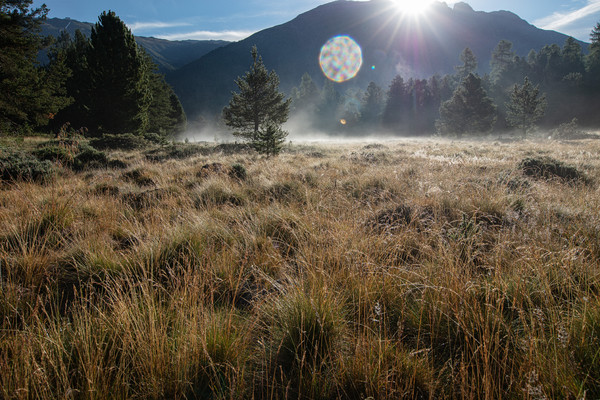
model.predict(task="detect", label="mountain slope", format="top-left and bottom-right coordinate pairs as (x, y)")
top-left (167, 0), bottom-right (589, 121)
top-left (40, 18), bottom-right (229, 72)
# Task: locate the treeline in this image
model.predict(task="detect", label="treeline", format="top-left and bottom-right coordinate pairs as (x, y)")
top-left (289, 26), bottom-right (600, 137)
top-left (0, 1), bottom-right (185, 139)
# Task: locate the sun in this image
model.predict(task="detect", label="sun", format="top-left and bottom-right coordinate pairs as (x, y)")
top-left (391, 0), bottom-right (434, 15)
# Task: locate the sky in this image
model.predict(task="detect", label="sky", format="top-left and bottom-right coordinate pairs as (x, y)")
top-left (31, 0), bottom-right (600, 42)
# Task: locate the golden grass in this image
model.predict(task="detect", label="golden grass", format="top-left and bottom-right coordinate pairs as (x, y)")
top-left (1, 137), bottom-right (600, 399)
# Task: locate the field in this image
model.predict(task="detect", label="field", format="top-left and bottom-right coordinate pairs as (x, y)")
top-left (1, 137), bottom-right (600, 399)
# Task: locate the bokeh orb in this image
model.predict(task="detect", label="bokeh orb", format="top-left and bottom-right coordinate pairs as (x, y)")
top-left (319, 35), bottom-right (363, 83)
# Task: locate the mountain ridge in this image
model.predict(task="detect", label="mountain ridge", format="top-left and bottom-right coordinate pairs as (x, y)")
top-left (165, 0), bottom-right (589, 121)
top-left (40, 17), bottom-right (230, 72)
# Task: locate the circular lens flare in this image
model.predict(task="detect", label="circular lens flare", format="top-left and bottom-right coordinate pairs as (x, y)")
top-left (319, 35), bottom-right (363, 83)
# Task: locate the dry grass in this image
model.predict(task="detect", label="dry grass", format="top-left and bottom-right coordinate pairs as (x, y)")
top-left (1, 137), bottom-right (600, 399)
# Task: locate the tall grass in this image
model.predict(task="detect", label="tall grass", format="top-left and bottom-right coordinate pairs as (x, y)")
top-left (1, 138), bottom-right (599, 398)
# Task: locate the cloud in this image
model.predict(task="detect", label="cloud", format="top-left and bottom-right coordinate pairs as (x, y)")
top-left (128, 21), bottom-right (192, 31)
top-left (534, 0), bottom-right (600, 30)
top-left (157, 30), bottom-right (256, 41)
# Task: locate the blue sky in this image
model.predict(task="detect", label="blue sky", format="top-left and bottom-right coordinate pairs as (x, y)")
top-left (32, 0), bottom-right (600, 42)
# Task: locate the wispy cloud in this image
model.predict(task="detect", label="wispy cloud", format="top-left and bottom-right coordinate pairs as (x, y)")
top-left (157, 30), bottom-right (256, 41)
top-left (129, 21), bottom-right (192, 31)
top-left (534, 0), bottom-right (600, 30)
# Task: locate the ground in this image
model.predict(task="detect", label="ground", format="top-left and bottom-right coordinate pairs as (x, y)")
top-left (1, 137), bottom-right (599, 399)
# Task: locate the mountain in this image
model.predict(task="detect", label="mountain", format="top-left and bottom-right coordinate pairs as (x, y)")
top-left (40, 18), bottom-right (229, 72)
top-left (166, 0), bottom-right (589, 121)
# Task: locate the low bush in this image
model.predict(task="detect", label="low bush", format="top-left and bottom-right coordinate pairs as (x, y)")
top-left (122, 168), bottom-right (155, 187)
top-left (90, 133), bottom-right (149, 151)
top-left (519, 156), bottom-right (588, 183)
top-left (0, 149), bottom-right (54, 183)
top-left (229, 163), bottom-right (247, 181)
top-left (145, 143), bottom-right (209, 162)
top-left (72, 145), bottom-right (109, 171)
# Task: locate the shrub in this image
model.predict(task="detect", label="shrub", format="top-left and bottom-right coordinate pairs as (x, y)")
top-left (90, 133), bottom-right (149, 151)
top-left (72, 145), bottom-right (109, 171)
top-left (519, 156), bottom-right (587, 183)
top-left (229, 163), bottom-right (247, 181)
top-left (551, 118), bottom-right (587, 140)
top-left (33, 145), bottom-right (74, 165)
top-left (0, 149), bottom-right (54, 183)
top-left (144, 144), bottom-right (209, 162)
top-left (143, 132), bottom-right (169, 145)
top-left (122, 168), bottom-right (155, 187)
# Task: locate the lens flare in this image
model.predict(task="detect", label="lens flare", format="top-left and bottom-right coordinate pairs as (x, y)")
top-left (340, 119), bottom-right (347, 125)
top-left (319, 35), bottom-right (363, 83)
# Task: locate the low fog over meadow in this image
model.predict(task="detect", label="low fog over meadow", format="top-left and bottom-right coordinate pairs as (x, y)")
top-left (2, 0), bottom-right (600, 398)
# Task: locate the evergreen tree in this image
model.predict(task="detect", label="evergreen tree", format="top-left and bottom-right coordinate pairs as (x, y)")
top-left (316, 80), bottom-right (342, 131)
top-left (291, 73), bottom-right (319, 113)
top-left (591, 22), bottom-right (600, 51)
top-left (586, 22), bottom-right (600, 88)
top-left (382, 75), bottom-right (409, 132)
top-left (360, 81), bottom-right (384, 126)
top-left (455, 47), bottom-right (478, 81)
top-left (51, 30), bottom-right (91, 130)
top-left (0, 0), bottom-right (70, 134)
top-left (144, 53), bottom-right (186, 137)
top-left (87, 11), bottom-right (151, 134)
top-left (561, 37), bottom-right (585, 77)
top-left (505, 77), bottom-right (546, 137)
top-left (223, 46), bottom-right (290, 143)
top-left (437, 73), bottom-right (497, 138)
top-left (252, 121), bottom-right (287, 157)
top-left (490, 40), bottom-right (515, 84)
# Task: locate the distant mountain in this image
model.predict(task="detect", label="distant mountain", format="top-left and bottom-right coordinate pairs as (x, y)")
top-left (40, 18), bottom-right (229, 72)
top-left (167, 0), bottom-right (589, 121)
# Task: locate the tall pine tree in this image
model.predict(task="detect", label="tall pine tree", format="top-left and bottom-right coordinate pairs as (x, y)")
top-left (0, 0), bottom-right (70, 134)
top-left (382, 75), bottom-right (409, 133)
top-left (505, 77), bottom-right (547, 137)
top-left (360, 81), bottom-right (384, 127)
top-left (87, 11), bottom-right (150, 135)
top-left (437, 73), bottom-right (497, 138)
top-left (456, 48), bottom-right (478, 82)
top-left (223, 46), bottom-right (290, 144)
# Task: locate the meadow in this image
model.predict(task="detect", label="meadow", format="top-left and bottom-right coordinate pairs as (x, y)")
top-left (1, 136), bottom-right (599, 399)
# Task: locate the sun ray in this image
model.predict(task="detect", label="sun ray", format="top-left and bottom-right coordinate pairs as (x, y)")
top-left (391, 0), bottom-right (435, 15)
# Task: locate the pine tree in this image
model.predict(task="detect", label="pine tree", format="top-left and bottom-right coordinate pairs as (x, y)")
top-left (455, 48), bottom-right (478, 81)
top-left (360, 81), bottom-right (384, 126)
top-left (252, 121), bottom-right (287, 157)
top-left (87, 11), bottom-right (151, 135)
top-left (0, 0), bottom-right (70, 134)
top-left (561, 37), bottom-right (585, 76)
top-left (316, 80), bottom-right (342, 131)
top-left (51, 30), bottom-right (91, 130)
top-left (490, 40), bottom-right (515, 84)
top-left (505, 77), bottom-right (546, 137)
top-left (586, 22), bottom-right (600, 87)
top-left (223, 46), bottom-right (290, 143)
top-left (144, 53), bottom-right (186, 137)
top-left (382, 75), bottom-right (409, 132)
top-left (291, 73), bottom-right (319, 113)
top-left (437, 73), bottom-right (497, 138)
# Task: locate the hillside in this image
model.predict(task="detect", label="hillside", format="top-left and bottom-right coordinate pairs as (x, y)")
top-left (167, 0), bottom-right (589, 121)
top-left (40, 17), bottom-right (229, 72)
